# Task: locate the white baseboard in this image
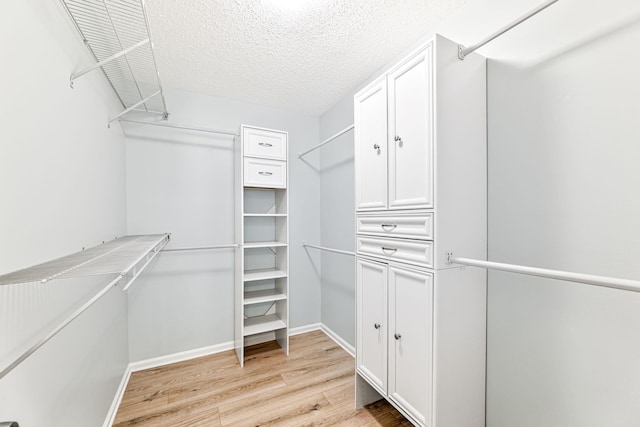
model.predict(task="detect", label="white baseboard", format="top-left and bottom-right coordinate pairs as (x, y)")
top-left (129, 341), bottom-right (235, 372)
top-left (102, 365), bottom-right (132, 427)
top-left (289, 322), bottom-right (322, 336)
top-left (320, 323), bottom-right (355, 357)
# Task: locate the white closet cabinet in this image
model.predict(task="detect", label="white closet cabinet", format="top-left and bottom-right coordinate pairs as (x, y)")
top-left (355, 46), bottom-right (433, 211)
top-left (357, 258), bottom-right (433, 425)
top-left (354, 34), bottom-right (487, 427)
top-left (235, 125), bottom-right (289, 367)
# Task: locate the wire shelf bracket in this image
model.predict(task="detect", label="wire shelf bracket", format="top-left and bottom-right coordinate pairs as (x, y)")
top-left (458, 0), bottom-right (560, 60)
top-left (60, 0), bottom-right (169, 121)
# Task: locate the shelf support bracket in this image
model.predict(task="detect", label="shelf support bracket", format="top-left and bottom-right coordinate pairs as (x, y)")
top-left (108, 90), bottom-right (161, 126)
top-left (70, 38), bottom-right (150, 88)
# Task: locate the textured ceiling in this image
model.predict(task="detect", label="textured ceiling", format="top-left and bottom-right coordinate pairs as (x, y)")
top-left (145, 0), bottom-right (468, 116)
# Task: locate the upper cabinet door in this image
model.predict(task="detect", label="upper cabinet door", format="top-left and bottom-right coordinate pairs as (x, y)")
top-left (387, 47), bottom-right (434, 210)
top-left (355, 77), bottom-right (388, 211)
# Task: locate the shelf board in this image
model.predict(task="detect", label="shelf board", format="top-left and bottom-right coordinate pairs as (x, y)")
top-left (243, 241), bottom-right (288, 249)
top-left (243, 213), bottom-right (288, 217)
top-left (243, 268), bottom-right (288, 282)
top-left (244, 289), bottom-right (287, 305)
top-left (244, 314), bottom-right (286, 336)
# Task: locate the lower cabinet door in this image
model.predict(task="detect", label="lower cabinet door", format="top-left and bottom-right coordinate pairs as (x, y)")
top-left (388, 265), bottom-right (433, 425)
top-left (356, 257), bottom-right (388, 394)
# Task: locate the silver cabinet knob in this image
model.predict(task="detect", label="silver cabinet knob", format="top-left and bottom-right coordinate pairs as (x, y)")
top-left (258, 171), bottom-right (273, 176)
top-left (394, 333), bottom-right (402, 340)
top-left (394, 135), bottom-right (402, 142)
top-left (373, 144), bottom-right (380, 150)
top-left (374, 323), bottom-right (381, 329)
top-left (258, 142), bottom-right (273, 147)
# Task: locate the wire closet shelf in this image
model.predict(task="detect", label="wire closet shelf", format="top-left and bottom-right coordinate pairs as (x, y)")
top-left (60, 0), bottom-right (168, 123)
top-left (0, 234), bottom-right (169, 381)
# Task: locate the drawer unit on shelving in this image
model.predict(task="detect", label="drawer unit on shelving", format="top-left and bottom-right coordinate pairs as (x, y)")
top-left (244, 158), bottom-right (287, 189)
top-left (357, 235), bottom-right (433, 268)
top-left (236, 125), bottom-right (289, 367)
top-left (243, 126), bottom-right (287, 160)
top-left (357, 212), bottom-right (433, 240)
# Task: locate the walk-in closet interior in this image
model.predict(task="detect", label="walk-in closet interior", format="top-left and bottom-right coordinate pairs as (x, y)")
top-left (2, 0), bottom-right (640, 426)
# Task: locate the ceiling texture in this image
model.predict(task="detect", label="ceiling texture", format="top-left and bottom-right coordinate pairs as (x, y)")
top-left (145, 0), bottom-right (468, 116)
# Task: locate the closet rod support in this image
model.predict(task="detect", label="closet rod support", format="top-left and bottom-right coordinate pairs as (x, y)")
top-left (121, 237), bottom-right (169, 292)
top-left (458, 0), bottom-right (559, 60)
top-left (447, 253), bottom-right (640, 293)
top-left (70, 38), bottom-right (150, 88)
top-left (108, 90), bottom-right (161, 126)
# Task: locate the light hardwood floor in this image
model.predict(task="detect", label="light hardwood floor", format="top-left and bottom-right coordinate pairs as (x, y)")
top-left (113, 330), bottom-right (412, 426)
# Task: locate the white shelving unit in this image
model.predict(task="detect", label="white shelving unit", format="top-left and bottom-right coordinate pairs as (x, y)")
top-left (234, 125), bottom-right (289, 366)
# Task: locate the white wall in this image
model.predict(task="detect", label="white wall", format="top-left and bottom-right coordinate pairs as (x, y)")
top-left (482, 2), bottom-right (640, 425)
top-left (318, 97), bottom-right (356, 346)
top-left (125, 89), bottom-right (321, 361)
top-left (317, 1), bottom-right (640, 425)
top-left (0, 0), bottom-right (128, 425)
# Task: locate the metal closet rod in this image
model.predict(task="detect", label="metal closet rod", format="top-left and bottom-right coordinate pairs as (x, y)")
top-left (119, 118), bottom-right (239, 136)
top-left (448, 255), bottom-right (640, 293)
top-left (0, 236), bottom-right (169, 380)
top-left (298, 124), bottom-right (354, 158)
top-left (162, 244), bottom-right (239, 252)
top-left (303, 243), bottom-right (355, 257)
top-left (458, 0), bottom-right (560, 60)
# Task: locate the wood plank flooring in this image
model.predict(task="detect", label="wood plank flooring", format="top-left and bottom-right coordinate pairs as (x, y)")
top-left (113, 330), bottom-right (412, 426)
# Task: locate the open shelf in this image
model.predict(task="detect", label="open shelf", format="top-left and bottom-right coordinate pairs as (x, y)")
top-left (244, 289), bottom-right (287, 305)
top-left (243, 241), bottom-right (288, 249)
top-left (244, 314), bottom-right (286, 336)
top-left (243, 268), bottom-right (287, 282)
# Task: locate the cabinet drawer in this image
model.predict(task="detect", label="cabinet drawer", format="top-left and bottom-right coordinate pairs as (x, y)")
top-left (244, 158), bottom-right (287, 189)
top-left (357, 236), bottom-right (433, 268)
top-left (243, 127), bottom-right (287, 160)
top-left (357, 213), bottom-right (433, 240)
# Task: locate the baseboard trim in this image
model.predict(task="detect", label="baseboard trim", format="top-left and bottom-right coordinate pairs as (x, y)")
top-left (320, 324), bottom-right (355, 357)
top-left (129, 341), bottom-right (235, 373)
top-left (289, 322), bottom-right (322, 336)
top-left (102, 364), bottom-right (132, 427)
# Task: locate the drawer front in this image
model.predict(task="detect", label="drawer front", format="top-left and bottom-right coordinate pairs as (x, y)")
top-left (357, 213), bottom-right (433, 240)
top-left (244, 158), bottom-right (287, 188)
top-left (357, 236), bottom-right (433, 268)
top-left (243, 127), bottom-right (287, 160)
